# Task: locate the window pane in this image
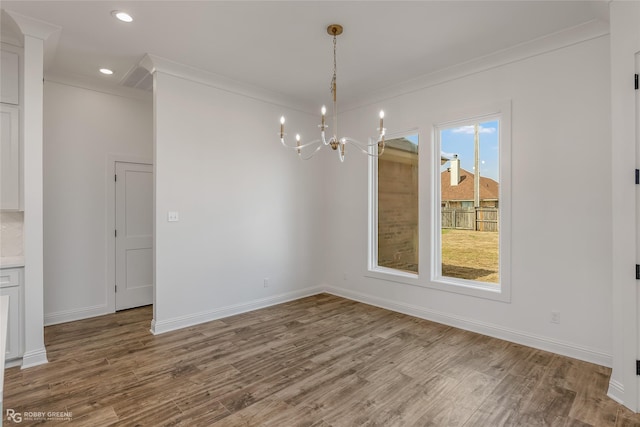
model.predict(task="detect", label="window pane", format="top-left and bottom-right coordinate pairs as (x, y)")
top-left (440, 120), bottom-right (499, 284)
top-left (377, 135), bottom-right (419, 274)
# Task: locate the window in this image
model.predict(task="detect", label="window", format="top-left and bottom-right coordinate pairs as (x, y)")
top-left (438, 119), bottom-right (500, 284)
top-left (368, 102), bottom-right (510, 301)
top-left (434, 106), bottom-right (511, 300)
top-left (370, 133), bottom-right (419, 276)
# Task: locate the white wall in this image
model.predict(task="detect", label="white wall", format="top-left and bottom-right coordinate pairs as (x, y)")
top-left (151, 70), bottom-right (324, 333)
top-left (43, 81), bottom-right (152, 324)
top-left (322, 35), bottom-right (612, 366)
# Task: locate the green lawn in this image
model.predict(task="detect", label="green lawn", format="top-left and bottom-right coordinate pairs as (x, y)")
top-left (441, 229), bottom-right (499, 283)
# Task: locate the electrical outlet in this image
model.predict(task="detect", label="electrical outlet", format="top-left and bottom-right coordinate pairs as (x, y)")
top-left (263, 278), bottom-right (269, 288)
top-left (551, 311), bottom-right (560, 324)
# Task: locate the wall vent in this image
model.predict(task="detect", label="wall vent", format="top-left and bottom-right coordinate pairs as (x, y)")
top-left (120, 66), bottom-right (152, 92)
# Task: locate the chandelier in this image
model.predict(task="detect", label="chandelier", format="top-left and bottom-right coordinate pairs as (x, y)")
top-left (279, 24), bottom-right (386, 161)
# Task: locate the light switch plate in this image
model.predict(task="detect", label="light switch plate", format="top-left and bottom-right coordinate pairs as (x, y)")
top-left (168, 211), bottom-right (179, 222)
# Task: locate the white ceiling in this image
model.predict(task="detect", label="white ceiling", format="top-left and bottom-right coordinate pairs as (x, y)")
top-left (0, 1), bottom-right (609, 108)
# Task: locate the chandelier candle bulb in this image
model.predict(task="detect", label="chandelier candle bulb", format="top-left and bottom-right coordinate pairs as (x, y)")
top-left (321, 105), bottom-right (326, 128)
top-left (280, 116), bottom-right (285, 138)
top-left (379, 110), bottom-right (384, 131)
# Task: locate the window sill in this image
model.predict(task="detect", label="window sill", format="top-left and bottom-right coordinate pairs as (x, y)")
top-left (365, 268), bottom-right (510, 303)
top-left (365, 267), bottom-right (420, 286)
top-left (428, 275), bottom-right (509, 302)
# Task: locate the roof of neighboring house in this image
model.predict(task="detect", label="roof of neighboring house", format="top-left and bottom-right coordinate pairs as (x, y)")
top-left (441, 168), bottom-right (499, 201)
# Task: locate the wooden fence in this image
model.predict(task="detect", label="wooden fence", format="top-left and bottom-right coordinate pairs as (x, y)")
top-left (441, 208), bottom-right (499, 232)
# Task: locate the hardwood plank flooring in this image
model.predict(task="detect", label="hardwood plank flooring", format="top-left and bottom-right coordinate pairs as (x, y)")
top-left (3, 294), bottom-right (640, 426)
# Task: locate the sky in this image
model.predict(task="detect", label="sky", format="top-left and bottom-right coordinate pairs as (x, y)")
top-left (440, 119), bottom-right (499, 182)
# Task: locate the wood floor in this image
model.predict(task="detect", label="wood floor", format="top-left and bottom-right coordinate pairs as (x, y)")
top-left (4, 294), bottom-right (640, 426)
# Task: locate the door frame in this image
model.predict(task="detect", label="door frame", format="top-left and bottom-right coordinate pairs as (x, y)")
top-left (106, 155), bottom-right (153, 313)
top-left (636, 51), bottom-right (640, 412)
top-left (609, 4), bottom-right (640, 412)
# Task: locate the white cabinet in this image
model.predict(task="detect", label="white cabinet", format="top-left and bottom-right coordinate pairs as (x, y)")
top-left (0, 105), bottom-right (20, 210)
top-left (1, 50), bottom-right (19, 105)
top-left (0, 268), bottom-right (23, 361)
top-left (1, 47), bottom-right (22, 211)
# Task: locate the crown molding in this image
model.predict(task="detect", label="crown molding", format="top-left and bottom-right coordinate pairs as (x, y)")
top-left (1, 10), bottom-right (22, 47)
top-left (3, 10), bottom-right (61, 70)
top-left (139, 53), bottom-right (315, 114)
top-left (3, 10), bottom-right (60, 41)
top-left (342, 18), bottom-right (610, 112)
top-left (45, 70), bottom-right (153, 102)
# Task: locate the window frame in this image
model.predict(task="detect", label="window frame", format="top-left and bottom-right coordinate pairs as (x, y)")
top-left (368, 129), bottom-right (421, 284)
top-left (367, 101), bottom-right (511, 303)
top-left (431, 102), bottom-right (511, 302)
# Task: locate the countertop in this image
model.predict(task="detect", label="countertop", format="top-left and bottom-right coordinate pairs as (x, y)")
top-left (0, 256), bottom-right (24, 269)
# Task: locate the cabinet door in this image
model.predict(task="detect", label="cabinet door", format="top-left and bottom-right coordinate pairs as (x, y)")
top-left (0, 105), bottom-right (20, 210)
top-left (0, 50), bottom-right (19, 105)
top-left (0, 285), bottom-right (22, 360)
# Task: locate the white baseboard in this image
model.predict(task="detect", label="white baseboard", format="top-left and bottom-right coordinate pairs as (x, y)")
top-left (325, 285), bottom-right (612, 368)
top-left (44, 304), bottom-right (110, 326)
top-left (4, 358), bottom-right (21, 369)
top-left (21, 347), bottom-right (48, 369)
top-left (150, 286), bottom-right (324, 335)
top-left (607, 379), bottom-right (625, 406)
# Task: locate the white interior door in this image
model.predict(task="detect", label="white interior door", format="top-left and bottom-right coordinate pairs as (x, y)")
top-left (115, 161), bottom-right (153, 310)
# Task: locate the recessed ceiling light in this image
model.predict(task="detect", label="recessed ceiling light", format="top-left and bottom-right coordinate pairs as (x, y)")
top-left (112, 11), bottom-right (133, 23)
top-left (99, 68), bottom-right (114, 75)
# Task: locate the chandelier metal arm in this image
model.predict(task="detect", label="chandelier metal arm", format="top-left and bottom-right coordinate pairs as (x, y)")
top-left (280, 131), bottom-right (386, 160)
top-left (340, 136), bottom-right (386, 157)
top-left (280, 136), bottom-right (324, 151)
